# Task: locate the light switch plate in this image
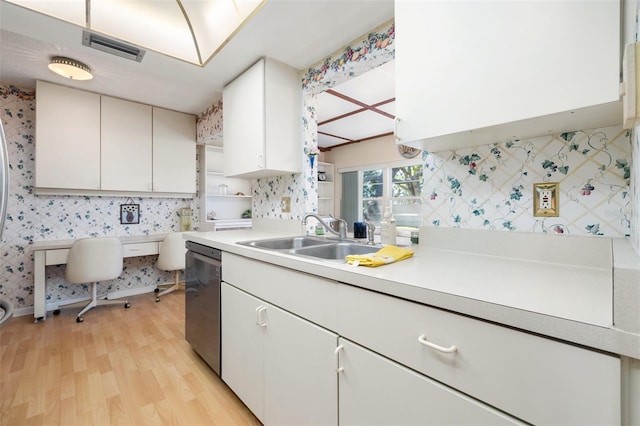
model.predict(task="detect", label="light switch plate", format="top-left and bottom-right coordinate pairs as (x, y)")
top-left (533, 182), bottom-right (559, 217)
top-left (281, 197), bottom-right (291, 213)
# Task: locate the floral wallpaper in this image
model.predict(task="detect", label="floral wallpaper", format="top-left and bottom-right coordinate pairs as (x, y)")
top-left (632, 127), bottom-right (640, 252)
top-left (196, 20), bottom-right (396, 221)
top-left (0, 84), bottom-right (199, 312)
top-left (194, 16), bottom-right (638, 248)
top-left (196, 99), bottom-right (223, 146)
top-left (423, 126), bottom-right (631, 237)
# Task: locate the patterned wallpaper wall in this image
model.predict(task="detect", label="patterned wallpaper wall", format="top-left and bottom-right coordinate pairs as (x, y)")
top-left (632, 129), bottom-right (640, 252)
top-left (3, 16), bottom-right (638, 313)
top-left (196, 21), bottom-right (396, 221)
top-left (0, 85), bottom-right (198, 312)
top-left (423, 126), bottom-right (631, 237)
top-left (196, 18), bottom-right (638, 247)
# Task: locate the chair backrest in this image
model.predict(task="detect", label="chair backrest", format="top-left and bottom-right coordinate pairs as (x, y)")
top-left (156, 232), bottom-right (187, 272)
top-left (65, 237), bottom-right (124, 284)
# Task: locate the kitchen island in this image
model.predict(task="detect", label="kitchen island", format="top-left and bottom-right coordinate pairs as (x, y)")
top-left (185, 223), bottom-right (640, 425)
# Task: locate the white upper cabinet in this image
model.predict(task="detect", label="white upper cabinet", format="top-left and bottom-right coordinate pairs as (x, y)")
top-left (223, 57), bottom-right (302, 178)
top-left (35, 80), bottom-right (101, 190)
top-left (101, 96), bottom-right (152, 192)
top-left (34, 81), bottom-right (196, 197)
top-left (152, 107), bottom-right (196, 194)
top-left (395, 0), bottom-right (624, 151)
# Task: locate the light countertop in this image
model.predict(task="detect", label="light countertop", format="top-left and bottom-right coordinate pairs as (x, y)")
top-left (184, 225), bottom-right (640, 359)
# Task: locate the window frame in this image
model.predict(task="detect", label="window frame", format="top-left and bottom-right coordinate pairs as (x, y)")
top-left (347, 159), bottom-right (423, 227)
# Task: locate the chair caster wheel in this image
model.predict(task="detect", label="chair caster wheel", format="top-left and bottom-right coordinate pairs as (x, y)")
top-left (124, 302), bottom-right (131, 309)
top-left (155, 297), bottom-right (160, 302)
top-left (154, 288), bottom-right (159, 293)
top-left (76, 316), bottom-right (84, 323)
top-left (53, 309), bottom-right (61, 315)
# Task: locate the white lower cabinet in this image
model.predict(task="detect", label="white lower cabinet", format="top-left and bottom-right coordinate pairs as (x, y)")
top-left (338, 283), bottom-right (621, 425)
top-left (338, 338), bottom-right (521, 425)
top-left (221, 282), bottom-right (338, 425)
top-left (220, 253), bottom-right (622, 425)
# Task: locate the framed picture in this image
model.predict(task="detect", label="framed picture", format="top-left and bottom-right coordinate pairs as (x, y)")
top-left (120, 203), bottom-right (140, 224)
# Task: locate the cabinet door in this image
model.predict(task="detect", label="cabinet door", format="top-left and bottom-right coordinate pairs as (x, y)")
top-left (338, 339), bottom-right (521, 425)
top-left (395, 0), bottom-right (621, 149)
top-left (264, 301), bottom-right (338, 426)
top-left (152, 107), bottom-right (196, 194)
top-left (35, 80), bottom-right (100, 190)
top-left (101, 96), bottom-right (152, 191)
top-left (221, 283), bottom-right (265, 422)
top-left (223, 59), bottom-right (265, 177)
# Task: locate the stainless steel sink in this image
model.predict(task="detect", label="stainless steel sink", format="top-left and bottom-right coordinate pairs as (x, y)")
top-left (238, 236), bottom-right (381, 262)
top-left (292, 242), bottom-right (379, 261)
top-left (238, 236), bottom-right (334, 250)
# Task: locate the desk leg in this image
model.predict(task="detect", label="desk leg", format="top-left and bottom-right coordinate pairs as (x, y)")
top-left (34, 250), bottom-right (46, 322)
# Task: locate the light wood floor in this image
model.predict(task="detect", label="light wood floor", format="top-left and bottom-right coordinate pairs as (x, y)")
top-left (0, 291), bottom-right (261, 426)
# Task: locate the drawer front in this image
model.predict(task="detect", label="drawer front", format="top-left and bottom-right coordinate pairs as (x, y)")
top-left (339, 338), bottom-right (522, 425)
top-left (123, 242), bottom-right (158, 257)
top-left (338, 284), bottom-right (620, 425)
top-left (45, 248), bottom-right (69, 265)
top-left (222, 253), bottom-right (338, 331)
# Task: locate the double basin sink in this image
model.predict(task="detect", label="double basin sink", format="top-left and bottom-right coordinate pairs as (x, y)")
top-left (238, 236), bottom-right (380, 262)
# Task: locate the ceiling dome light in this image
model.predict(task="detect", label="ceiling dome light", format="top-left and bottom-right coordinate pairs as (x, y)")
top-left (48, 57), bottom-right (93, 80)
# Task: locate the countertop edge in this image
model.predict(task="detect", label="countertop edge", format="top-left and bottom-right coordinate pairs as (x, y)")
top-left (186, 231), bottom-right (640, 359)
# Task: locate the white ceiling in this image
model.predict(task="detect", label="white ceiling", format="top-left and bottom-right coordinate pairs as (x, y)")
top-left (0, 0), bottom-right (394, 117)
top-left (317, 59), bottom-right (395, 149)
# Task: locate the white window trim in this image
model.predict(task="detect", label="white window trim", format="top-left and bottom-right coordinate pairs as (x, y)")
top-left (358, 162), bottom-right (423, 224)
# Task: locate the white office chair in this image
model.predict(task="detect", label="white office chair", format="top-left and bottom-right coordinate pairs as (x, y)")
top-left (64, 236), bottom-right (130, 323)
top-left (154, 232), bottom-right (187, 302)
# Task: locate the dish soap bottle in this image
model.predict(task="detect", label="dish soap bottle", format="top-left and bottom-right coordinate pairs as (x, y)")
top-left (380, 205), bottom-right (396, 246)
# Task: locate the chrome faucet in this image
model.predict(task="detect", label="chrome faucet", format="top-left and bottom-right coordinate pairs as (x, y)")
top-left (302, 213), bottom-right (347, 239)
top-left (363, 219), bottom-right (376, 245)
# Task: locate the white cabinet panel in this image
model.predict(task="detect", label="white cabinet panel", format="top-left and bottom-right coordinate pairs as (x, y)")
top-left (35, 81), bottom-right (196, 196)
top-left (338, 283), bottom-right (621, 425)
top-left (223, 58), bottom-right (301, 178)
top-left (221, 282), bottom-right (265, 422)
top-left (338, 338), bottom-right (521, 425)
top-left (221, 282), bottom-right (338, 426)
top-left (101, 96), bottom-right (152, 191)
top-left (152, 107), bottom-right (196, 194)
top-left (264, 294), bottom-right (338, 426)
top-left (395, 0), bottom-right (622, 151)
top-left (35, 80), bottom-right (101, 190)
top-left (222, 252), bottom-right (338, 331)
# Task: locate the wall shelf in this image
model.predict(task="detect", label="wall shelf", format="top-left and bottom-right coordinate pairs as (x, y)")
top-left (200, 145), bottom-right (252, 230)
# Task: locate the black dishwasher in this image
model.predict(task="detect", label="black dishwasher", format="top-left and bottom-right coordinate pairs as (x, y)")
top-left (185, 241), bottom-right (221, 375)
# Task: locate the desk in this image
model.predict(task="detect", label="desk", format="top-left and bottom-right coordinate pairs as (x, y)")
top-left (32, 234), bottom-right (167, 322)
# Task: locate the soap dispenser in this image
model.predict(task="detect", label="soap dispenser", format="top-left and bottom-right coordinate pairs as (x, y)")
top-left (380, 204), bottom-right (396, 246)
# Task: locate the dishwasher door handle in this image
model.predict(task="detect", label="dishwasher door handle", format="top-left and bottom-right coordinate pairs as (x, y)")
top-left (256, 306), bottom-right (267, 327)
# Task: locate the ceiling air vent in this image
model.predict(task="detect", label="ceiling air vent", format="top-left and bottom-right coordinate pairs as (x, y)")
top-left (82, 31), bottom-right (145, 62)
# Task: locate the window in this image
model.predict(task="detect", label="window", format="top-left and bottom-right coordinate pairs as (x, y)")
top-left (360, 164), bottom-right (423, 228)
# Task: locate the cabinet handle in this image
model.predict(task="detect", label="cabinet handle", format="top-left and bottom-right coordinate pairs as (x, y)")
top-left (394, 117), bottom-right (401, 142)
top-left (418, 334), bottom-right (457, 353)
top-left (255, 306), bottom-right (267, 327)
top-left (335, 345), bottom-right (344, 373)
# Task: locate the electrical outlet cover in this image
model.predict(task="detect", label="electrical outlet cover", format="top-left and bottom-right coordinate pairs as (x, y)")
top-left (533, 182), bottom-right (559, 217)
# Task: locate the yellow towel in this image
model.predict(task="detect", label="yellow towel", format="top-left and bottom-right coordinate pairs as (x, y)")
top-left (346, 245), bottom-right (414, 267)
